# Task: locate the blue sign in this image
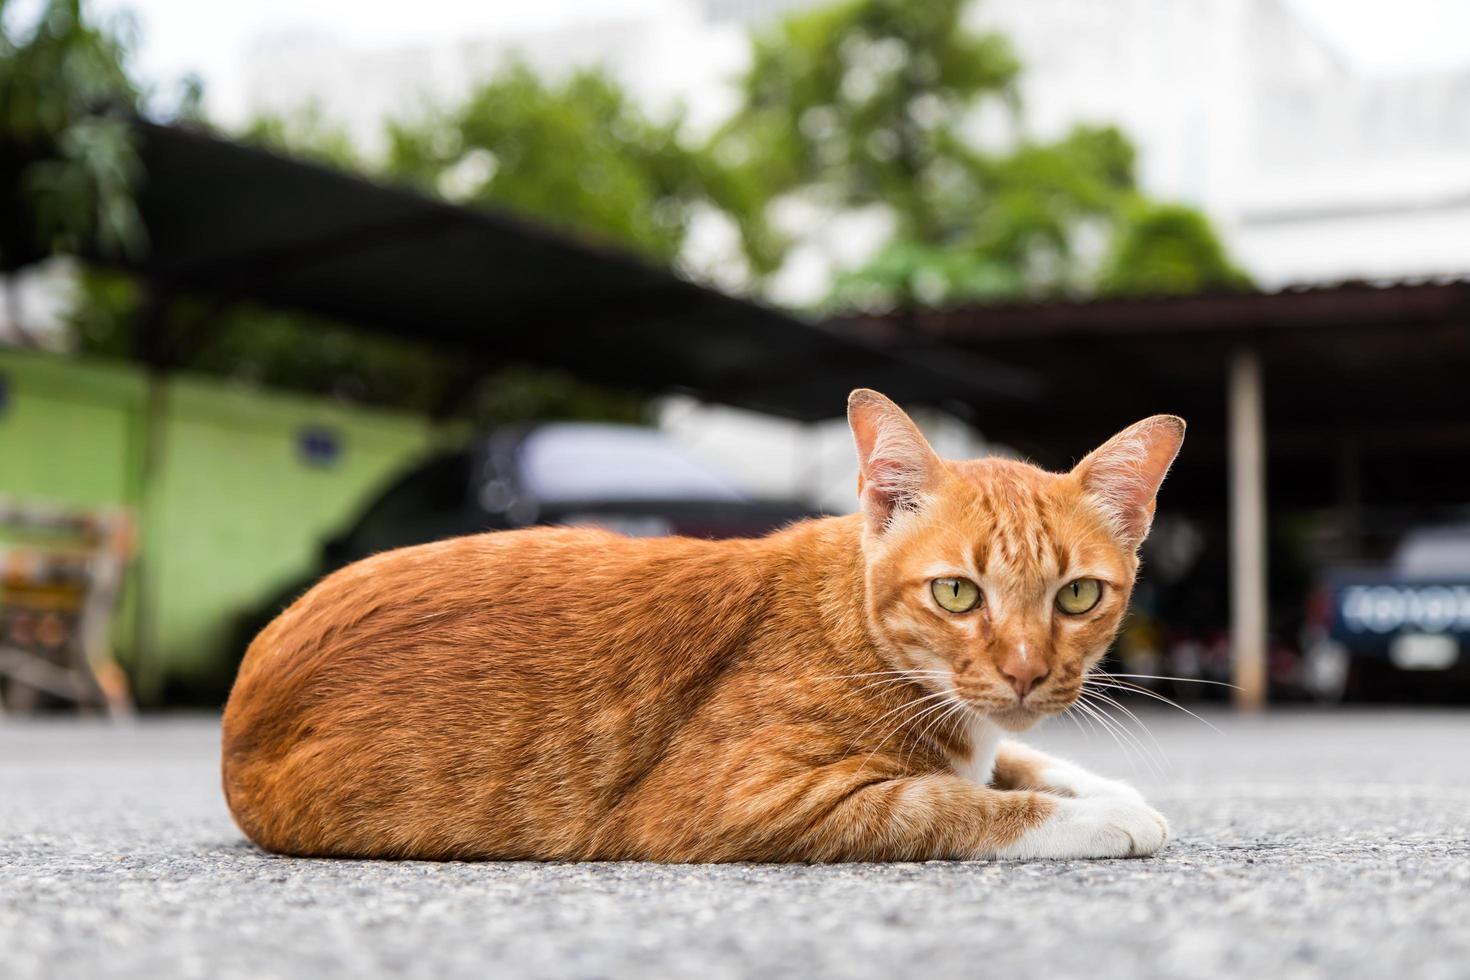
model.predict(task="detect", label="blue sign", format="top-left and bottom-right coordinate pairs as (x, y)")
top-left (1329, 573), bottom-right (1470, 641)
top-left (297, 426), bottom-right (342, 467)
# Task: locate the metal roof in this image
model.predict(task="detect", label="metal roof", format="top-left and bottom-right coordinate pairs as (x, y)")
top-left (840, 279), bottom-right (1470, 511)
top-left (46, 121), bottom-right (1033, 422)
top-left (849, 278), bottom-right (1470, 341)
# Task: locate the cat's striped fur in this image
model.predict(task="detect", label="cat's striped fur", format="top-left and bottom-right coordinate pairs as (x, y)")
top-left (222, 390), bottom-right (1183, 861)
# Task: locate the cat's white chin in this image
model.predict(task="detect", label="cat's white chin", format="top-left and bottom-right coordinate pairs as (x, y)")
top-left (984, 705), bottom-right (1044, 733)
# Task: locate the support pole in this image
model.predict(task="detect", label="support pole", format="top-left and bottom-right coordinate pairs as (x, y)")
top-left (1229, 347), bottom-right (1268, 711)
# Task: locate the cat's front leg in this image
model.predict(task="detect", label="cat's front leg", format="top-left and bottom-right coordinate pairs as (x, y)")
top-left (991, 791), bottom-right (1169, 859)
top-left (988, 741), bottom-right (1169, 858)
top-left (779, 770), bottom-right (1165, 862)
top-left (992, 740), bottom-right (1148, 803)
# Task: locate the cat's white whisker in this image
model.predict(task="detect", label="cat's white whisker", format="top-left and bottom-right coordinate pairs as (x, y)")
top-left (1056, 702), bottom-right (1089, 738)
top-left (1084, 677), bottom-right (1225, 735)
top-left (1077, 688), bottom-right (1170, 773)
top-left (1071, 696), bottom-right (1159, 778)
top-left (1068, 698), bottom-right (1134, 772)
top-left (1080, 689), bottom-right (1168, 776)
top-left (854, 690), bottom-right (967, 777)
top-left (898, 698), bottom-right (962, 770)
top-left (903, 697), bottom-right (972, 771)
top-left (924, 701), bottom-right (974, 771)
top-left (1101, 672), bottom-right (1241, 690)
top-left (1089, 703), bottom-right (1162, 779)
top-left (819, 669), bottom-right (952, 681)
top-left (1076, 691), bottom-right (1156, 769)
top-left (1066, 696), bottom-right (1115, 745)
top-left (846, 676), bottom-right (946, 696)
top-left (852, 689), bottom-right (956, 750)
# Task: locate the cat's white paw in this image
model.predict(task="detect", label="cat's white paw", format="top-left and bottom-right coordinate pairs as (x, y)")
top-left (1035, 761), bottom-right (1146, 805)
top-left (993, 795), bottom-right (1169, 860)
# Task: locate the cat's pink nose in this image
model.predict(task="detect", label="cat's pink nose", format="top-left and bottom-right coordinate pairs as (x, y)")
top-left (997, 653), bottom-right (1049, 700)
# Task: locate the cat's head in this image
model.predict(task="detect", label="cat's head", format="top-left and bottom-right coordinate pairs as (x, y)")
top-left (847, 389), bottom-right (1184, 732)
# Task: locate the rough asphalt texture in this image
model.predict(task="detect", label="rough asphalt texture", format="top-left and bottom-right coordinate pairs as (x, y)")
top-left (2, 710), bottom-right (1467, 980)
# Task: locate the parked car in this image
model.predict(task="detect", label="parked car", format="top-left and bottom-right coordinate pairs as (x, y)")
top-left (222, 423), bottom-right (821, 699)
top-left (1301, 523), bottom-right (1470, 702)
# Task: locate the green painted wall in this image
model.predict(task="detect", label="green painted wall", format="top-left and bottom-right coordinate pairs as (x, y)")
top-left (138, 378), bottom-right (441, 701)
top-left (0, 349), bottom-right (148, 508)
top-left (0, 348), bottom-right (447, 705)
top-left (0, 350), bottom-right (151, 669)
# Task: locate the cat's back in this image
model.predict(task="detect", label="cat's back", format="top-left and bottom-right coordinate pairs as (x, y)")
top-left (234, 522), bottom-right (772, 684)
top-left (219, 523), bottom-right (788, 857)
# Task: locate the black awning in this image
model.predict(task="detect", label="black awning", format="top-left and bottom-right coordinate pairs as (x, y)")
top-left (101, 121), bottom-right (1035, 421)
top-left (840, 279), bottom-right (1470, 510)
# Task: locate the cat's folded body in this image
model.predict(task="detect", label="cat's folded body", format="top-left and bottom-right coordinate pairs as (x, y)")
top-left (222, 391), bottom-right (1184, 862)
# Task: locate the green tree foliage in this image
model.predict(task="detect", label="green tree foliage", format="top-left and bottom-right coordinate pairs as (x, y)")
top-left (47, 69), bottom-right (662, 421)
top-left (717, 0), bottom-right (1019, 245)
top-left (1099, 202), bottom-right (1251, 297)
top-left (385, 64), bottom-right (781, 277)
top-left (167, 65), bottom-right (772, 421)
top-left (214, 81), bottom-right (676, 420)
top-left (11, 0), bottom-right (1252, 423)
top-left (241, 107), bottom-right (364, 172)
top-left (828, 124), bottom-right (1141, 306)
top-left (0, 0), bottom-right (144, 267)
top-left (716, 0), bottom-right (1249, 309)
top-left (70, 266), bottom-right (471, 413)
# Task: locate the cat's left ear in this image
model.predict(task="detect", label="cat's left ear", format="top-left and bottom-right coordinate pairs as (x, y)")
top-left (848, 389), bottom-right (942, 534)
top-left (1074, 415), bottom-right (1186, 546)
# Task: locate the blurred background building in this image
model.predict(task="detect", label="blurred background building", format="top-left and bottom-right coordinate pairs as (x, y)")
top-left (3, 0), bottom-right (1468, 712)
top-left (66, 0), bottom-right (1470, 503)
top-left (145, 0), bottom-right (1470, 291)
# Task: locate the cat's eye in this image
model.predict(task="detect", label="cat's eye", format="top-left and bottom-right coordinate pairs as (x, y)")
top-left (931, 577), bottom-right (982, 614)
top-left (1056, 578), bottom-right (1102, 615)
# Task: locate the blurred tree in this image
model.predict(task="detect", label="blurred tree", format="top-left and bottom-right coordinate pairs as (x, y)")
top-left (0, 0), bottom-right (145, 269)
top-left (716, 0), bottom-right (1249, 308)
top-left (214, 92), bottom-right (659, 422)
top-left (69, 267), bottom-right (473, 413)
top-left (241, 106), bottom-right (364, 172)
top-left (828, 123), bottom-right (1140, 306)
top-left (385, 64), bottom-right (783, 278)
top-left (32, 74), bottom-right (632, 421)
top-left (1098, 202), bottom-right (1251, 297)
top-left (0, 3), bottom-right (654, 421)
top-left (11, 0), bottom-right (1251, 421)
top-left (715, 0), bottom-right (1019, 247)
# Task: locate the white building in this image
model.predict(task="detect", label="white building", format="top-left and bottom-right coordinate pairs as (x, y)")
top-left (219, 0), bottom-right (1470, 291)
top-left (982, 0), bottom-right (1470, 285)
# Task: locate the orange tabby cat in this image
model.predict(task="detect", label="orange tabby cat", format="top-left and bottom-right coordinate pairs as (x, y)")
top-left (222, 390), bottom-right (1184, 862)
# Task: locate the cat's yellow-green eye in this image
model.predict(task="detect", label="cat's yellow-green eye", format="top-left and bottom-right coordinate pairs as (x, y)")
top-left (1056, 578), bottom-right (1102, 615)
top-left (932, 577), bottom-right (982, 613)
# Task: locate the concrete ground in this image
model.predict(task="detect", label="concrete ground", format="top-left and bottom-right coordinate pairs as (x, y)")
top-left (2, 710), bottom-right (1467, 980)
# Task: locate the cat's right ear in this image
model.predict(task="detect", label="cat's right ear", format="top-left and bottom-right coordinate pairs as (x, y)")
top-left (1074, 414), bottom-right (1186, 546)
top-left (847, 389), bottom-right (941, 534)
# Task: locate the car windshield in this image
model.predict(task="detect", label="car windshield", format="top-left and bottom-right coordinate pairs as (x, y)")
top-left (518, 424), bottom-right (749, 504)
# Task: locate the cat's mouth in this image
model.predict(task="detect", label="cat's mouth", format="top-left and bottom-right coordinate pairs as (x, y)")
top-left (965, 688), bottom-right (1078, 731)
top-left (945, 673), bottom-right (1078, 731)
top-left (950, 688), bottom-right (1046, 730)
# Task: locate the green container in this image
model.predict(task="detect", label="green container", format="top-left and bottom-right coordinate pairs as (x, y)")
top-left (0, 348), bottom-right (449, 705)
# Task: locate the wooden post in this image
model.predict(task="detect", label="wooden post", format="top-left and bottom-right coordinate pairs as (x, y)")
top-left (1229, 347), bottom-right (1268, 711)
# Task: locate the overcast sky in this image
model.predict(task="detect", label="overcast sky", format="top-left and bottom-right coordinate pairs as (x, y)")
top-left (46, 0), bottom-right (1470, 110)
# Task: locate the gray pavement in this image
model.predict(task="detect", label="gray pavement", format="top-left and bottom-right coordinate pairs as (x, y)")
top-left (2, 709), bottom-right (1468, 980)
